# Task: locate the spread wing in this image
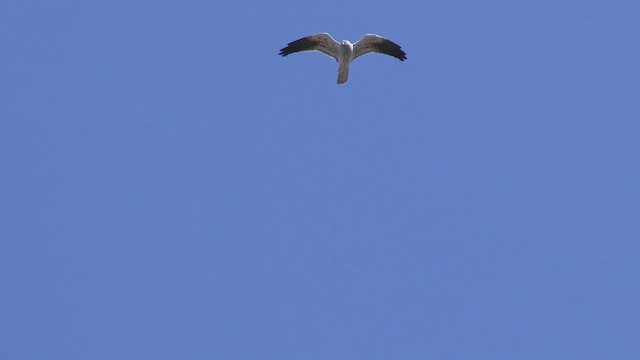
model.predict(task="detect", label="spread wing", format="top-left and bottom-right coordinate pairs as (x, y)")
top-left (353, 34), bottom-right (407, 61)
top-left (279, 33), bottom-right (341, 61)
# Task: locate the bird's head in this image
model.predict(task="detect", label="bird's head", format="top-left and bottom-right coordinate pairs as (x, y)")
top-left (341, 40), bottom-right (352, 46)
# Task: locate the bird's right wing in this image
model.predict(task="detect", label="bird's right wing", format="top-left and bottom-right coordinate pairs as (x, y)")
top-left (353, 34), bottom-right (407, 61)
top-left (279, 33), bottom-right (341, 61)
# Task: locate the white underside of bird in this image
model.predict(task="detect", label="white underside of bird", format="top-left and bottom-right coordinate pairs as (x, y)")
top-left (279, 33), bottom-right (407, 84)
top-left (337, 41), bottom-right (354, 84)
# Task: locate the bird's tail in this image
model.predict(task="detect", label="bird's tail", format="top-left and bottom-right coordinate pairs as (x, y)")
top-left (337, 66), bottom-right (349, 84)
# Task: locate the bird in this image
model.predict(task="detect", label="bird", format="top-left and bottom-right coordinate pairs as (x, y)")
top-left (279, 33), bottom-right (406, 85)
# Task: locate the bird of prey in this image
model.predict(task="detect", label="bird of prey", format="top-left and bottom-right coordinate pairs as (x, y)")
top-left (279, 33), bottom-right (406, 85)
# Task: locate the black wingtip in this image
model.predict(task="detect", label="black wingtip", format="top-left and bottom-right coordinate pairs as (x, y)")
top-left (278, 37), bottom-right (321, 58)
top-left (394, 47), bottom-right (407, 61)
top-left (279, 43), bottom-right (297, 56)
top-left (375, 39), bottom-right (407, 61)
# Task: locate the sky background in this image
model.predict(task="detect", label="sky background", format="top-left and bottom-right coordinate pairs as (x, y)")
top-left (2, 0), bottom-right (639, 359)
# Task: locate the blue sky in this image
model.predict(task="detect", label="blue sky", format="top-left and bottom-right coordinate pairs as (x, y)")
top-left (2, 0), bottom-right (639, 359)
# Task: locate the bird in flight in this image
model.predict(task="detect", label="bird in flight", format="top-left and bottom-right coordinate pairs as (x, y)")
top-left (279, 33), bottom-right (406, 85)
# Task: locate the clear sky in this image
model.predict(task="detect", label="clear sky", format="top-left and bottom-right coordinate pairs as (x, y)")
top-left (2, 1), bottom-right (639, 359)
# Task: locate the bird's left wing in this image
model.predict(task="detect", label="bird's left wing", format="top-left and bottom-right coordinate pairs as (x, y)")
top-left (279, 33), bottom-right (341, 61)
top-left (353, 34), bottom-right (407, 61)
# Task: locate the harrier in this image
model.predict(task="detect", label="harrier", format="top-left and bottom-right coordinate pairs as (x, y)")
top-left (279, 33), bottom-right (406, 84)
